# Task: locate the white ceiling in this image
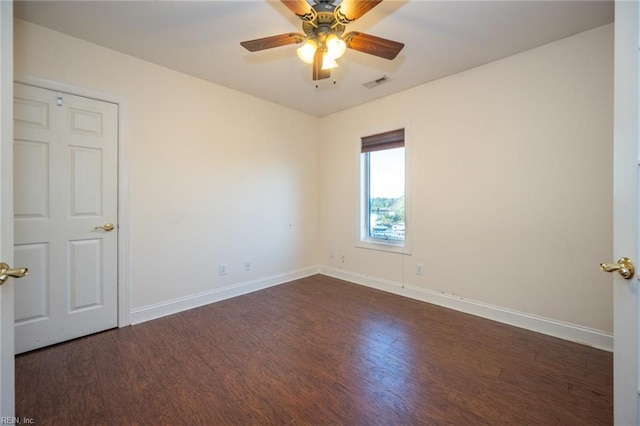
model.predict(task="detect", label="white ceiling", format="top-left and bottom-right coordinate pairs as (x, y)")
top-left (14, 0), bottom-right (614, 117)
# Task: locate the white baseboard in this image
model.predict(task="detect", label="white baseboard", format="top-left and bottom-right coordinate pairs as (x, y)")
top-left (129, 264), bottom-right (613, 352)
top-left (130, 266), bottom-right (321, 325)
top-left (319, 266), bottom-right (613, 352)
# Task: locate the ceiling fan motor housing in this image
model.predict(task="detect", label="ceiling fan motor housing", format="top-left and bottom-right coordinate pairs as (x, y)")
top-left (303, 1), bottom-right (346, 45)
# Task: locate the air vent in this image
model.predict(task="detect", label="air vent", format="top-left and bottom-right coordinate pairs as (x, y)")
top-left (363, 75), bottom-right (391, 89)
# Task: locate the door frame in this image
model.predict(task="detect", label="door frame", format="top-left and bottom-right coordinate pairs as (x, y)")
top-left (14, 74), bottom-right (131, 328)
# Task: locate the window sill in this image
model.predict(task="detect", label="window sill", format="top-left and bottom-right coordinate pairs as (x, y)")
top-left (356, 240), bottom-right (411, 255)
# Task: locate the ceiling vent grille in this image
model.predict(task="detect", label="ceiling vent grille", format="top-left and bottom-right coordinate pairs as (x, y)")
top-left (363, 75), bottom-right (391, 89)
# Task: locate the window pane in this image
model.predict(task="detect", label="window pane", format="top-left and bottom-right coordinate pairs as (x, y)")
top-left (368, 147), bottom-right (405, 241)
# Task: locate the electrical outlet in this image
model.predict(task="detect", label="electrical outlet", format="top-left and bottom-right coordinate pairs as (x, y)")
top-left (340, 255), bottom-right (345, 264)
top-left (416, 263), bottom-right (424, 276)
top-left (219, 264), bottom-right (227, 276)
top-left (244, 262), bottom-right (251, 272)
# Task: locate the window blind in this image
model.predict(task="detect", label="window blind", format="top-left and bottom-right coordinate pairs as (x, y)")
top-left (361, 128), bottom-right (405, 153)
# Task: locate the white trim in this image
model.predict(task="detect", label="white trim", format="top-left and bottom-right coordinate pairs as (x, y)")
top-left (116, 102), bottom-right (131, 327)
top-left (13, 74), bottom-right (132, 327)
top-left (355, 241), bottom-right (411, 255)
top-left (319, 266), bottom-right (613, 352)
top-left (130, 266), bottom-right (321, 325)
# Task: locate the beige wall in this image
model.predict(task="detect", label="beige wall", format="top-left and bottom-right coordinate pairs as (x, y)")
top-left (319, 24), bottom-right (614, 333)
top-left (14, 19), bottom-right (320, 310)
top-left (14, 18), bottom-right (614, 336)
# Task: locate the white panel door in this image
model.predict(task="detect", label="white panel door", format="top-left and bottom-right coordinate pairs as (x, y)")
top-left (0, 1), bottom-right (15, 417)
top-left (13, 83), bottom-right (118, 354)
top-left (612, 1), bottom-right (640, 424)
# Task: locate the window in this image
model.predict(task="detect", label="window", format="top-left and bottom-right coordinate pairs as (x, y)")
top-left (360, 128), bottom-right (407, 250)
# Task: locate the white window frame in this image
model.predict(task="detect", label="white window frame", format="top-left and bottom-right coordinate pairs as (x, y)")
top-left (357, 126), bottom-right (411, 255)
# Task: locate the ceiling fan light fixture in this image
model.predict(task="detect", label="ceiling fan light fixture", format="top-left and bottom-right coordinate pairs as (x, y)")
top-left (321, 51), bottom-right (339, 70)
top-left (296, 38), bottom-right (318, 64)
top-left (326, 34), bottom-right (346, 59)
top-left (240, 0), bottom-right (404, 82)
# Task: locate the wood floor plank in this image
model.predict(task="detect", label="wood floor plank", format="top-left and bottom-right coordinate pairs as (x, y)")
top-left (15, 275), bottom-right (612, 425)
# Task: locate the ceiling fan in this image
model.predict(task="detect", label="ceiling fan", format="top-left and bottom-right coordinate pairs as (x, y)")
top-left (240, 0), bottom-right (404, 81)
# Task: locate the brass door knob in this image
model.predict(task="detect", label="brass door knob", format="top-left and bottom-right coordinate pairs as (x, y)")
top-left (600, 257), bottom-right (635, 280)
top-left (0, 262), bottom-right (28, 285)
top-left (94, 223), bottom-right (115, 232)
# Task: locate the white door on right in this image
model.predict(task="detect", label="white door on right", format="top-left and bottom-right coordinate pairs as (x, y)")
top-left (0, 2), bottom-right (15, 416)
top-left (611, 1), bottom-right (639, 424)
top-left (13, 83), bottom-right (119, 354)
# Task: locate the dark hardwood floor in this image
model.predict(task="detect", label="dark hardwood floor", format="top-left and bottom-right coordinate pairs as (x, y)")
top-left (15, 274), bottom-right (612, 425)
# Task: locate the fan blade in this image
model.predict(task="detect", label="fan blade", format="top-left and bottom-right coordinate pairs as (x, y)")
top-left (345, 32), bottom-right (404, 60)
top-left (240, 33), bottom-right (304, 52)
top-left (281, 0), bottom-right (313, 20)
top-left (336, 0), bottom-right (382, 23)
top-left (313, 50), bottom-right (331, 81)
